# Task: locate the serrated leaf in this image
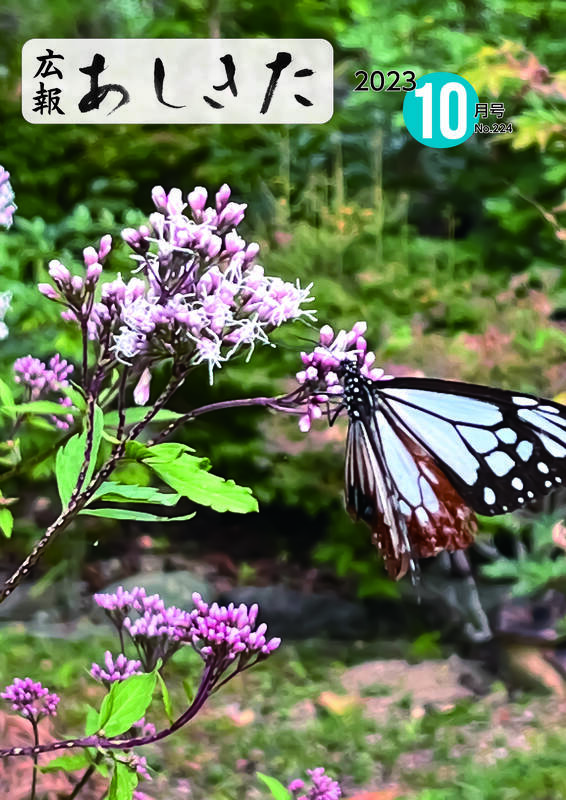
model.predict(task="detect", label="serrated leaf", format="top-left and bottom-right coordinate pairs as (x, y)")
top-left (107, 760), bottom-right (138, 800)
top-left (124, 441), bottom-right (153, 461)
top-left (141, 442), bottom-right (196, 462)
top-left (98, 672), bottom-right (156, 737)
top-left (156, 672), bottom-right (174, 724)
top-left (88, 482), bottom-right (181, 506)
top-left (79, 508), bottom-right (195, 522)
top-left (41, 752), bottom-right (92, 773)
top-left (144, 452), bottom-right (258, 514)
top-left (256, 772), bottom-right (292, 800)
top-left (55, 405), bottom-right (104, 508)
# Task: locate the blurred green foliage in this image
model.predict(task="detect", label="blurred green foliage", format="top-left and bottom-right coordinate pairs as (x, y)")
top-left (3, 0), bottom-right (566, 588)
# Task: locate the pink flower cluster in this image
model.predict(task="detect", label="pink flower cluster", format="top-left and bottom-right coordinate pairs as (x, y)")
top-left (0, 166), bottom-right (16, 229)
top-left (13, 353), bottom-right (74, 429)
top-left (188, 592), bottom-right (281, 663)
top-left (93, 586), bottom-right (281, 672)
top-left (295, 322), bottom-right (389, 432)
top-left (90, 651), bottom-right (143, 684)
top-left (1, 677), bottom-right (60, 721)
top-left (94, 586), bottom-right (191, 671)
top-left (289, 768), bottom-right (341, 800)
top-left (39, 184), bottom-right (316, 394)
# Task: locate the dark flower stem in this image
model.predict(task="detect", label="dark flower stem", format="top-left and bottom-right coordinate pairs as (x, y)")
top-left (0, 366), bottom-right (192, 604)
top-left (149, 390), bottom-right (305, 446)
top-left (29, 718), bottom-right (39, 800)
top-left (65, 753), bottom-right (103, 800)
top-left (0, 664), bottom-right (215, 760)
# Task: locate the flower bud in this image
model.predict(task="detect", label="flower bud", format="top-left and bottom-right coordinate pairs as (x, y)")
top-left (133, 367), bottom-right (152, 406)
top-left (151, 185), bottom-right (168, 212)
top-left (166, 188), bottom-right (185, 216)
top-left (86, 262), bottom-right (103, 284)
top-left (38, 283), bottom-right (59, 301)
top-left (319, 325), bottom-right (334, 346)
top-left (188, 186), bottom-right (208, 215)
top-left (243, 242), bottom-right (260, 263)
top-left (206, 234), bottom-right (222, 259)
top-left (215, 183), bottom-right (231, 213)
top-left (224, 231), bottom-right (245, 255)
top-left (218, 202), bottom-right (247, 229)
top-left (48, 260), bottom-right (71, 286)
top-left (98, 234), bottom-right (112, 261)
top-left (83, 246), bottom-right (98, 267)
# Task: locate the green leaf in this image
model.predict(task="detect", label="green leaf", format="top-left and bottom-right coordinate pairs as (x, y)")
top-left (27, 415), bottom-right (60, 431)
top-left (85, 705), bottom-right (100, 735)
top-left (88, 482), bottom-right (181, 506)
top-left (41, 752), bottom-right (92, 773)
top-left (0, 378), bottom-right (15, 419)
top-left (0, 508), bottom-right (13, 538)
top-left (63, 384), bottom-right (86, 413)
top-left (8, 400), bottom-right (77, 416)
top-left (124, 441), bottom-right (152, 461)
top-left (256, 772), bottom-right (292, 800)
top-left (141, 442), bottom-right (195, 462)
top-left (79, 508), bottom-right (195, 522)
top-left (101, 429), bottom-right (121, 446)
top-left (104, 407), bottom-right (184, 428)
top-left (55, 405), bottom-right (104, 507)
top-left (144, 451), bottom-right (258, 514)
top-left (156, 671), bottom-right (174, 724)
top-left (182, 677), bottom-right (194, 704)
top-left (107, 760), bottom-right (138, 800)
top-left (97, 672), bottom-right (157, 737)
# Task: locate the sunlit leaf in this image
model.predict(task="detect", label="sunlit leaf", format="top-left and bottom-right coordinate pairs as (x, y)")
top-left (107, 760), bottom-right (138, 800)
top-left (98, 671), bottom-right (156, 737)
top-left (256, 772), bottom-right (292, 800)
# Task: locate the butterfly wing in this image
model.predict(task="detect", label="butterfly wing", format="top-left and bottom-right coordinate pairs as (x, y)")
top-left (345, 416), bottom-right (411, 578)
top-left (377, 378), bottom-right (566, 516)
top-left (345, 400), bottom-right (476, 579)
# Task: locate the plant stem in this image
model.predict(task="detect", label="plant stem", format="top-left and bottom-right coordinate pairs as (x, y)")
top-left (0, 664), bottom-right (215, 760)
top-left (30, 718), bottom-right (39, 800)
top-left (65, 753), bottom-right (102, 800)
top-left (149, 391), bottom-right (304, 446)
top-left (0, 368), bottom-right (191, 604)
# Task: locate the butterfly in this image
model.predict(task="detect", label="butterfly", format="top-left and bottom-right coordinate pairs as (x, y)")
top-left (338, 359), bottom-right (566, 580)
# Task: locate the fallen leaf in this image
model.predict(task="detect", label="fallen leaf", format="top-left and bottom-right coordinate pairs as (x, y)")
top-left (317, 690), bottom-right (359, 715)
top-left (552, 520), bottom-right (566, 550)
top-left (224, 704), bottom-right (255, 726)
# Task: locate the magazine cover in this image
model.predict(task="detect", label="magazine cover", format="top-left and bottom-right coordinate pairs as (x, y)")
top-left (1, 4), bottom-right (566, 799)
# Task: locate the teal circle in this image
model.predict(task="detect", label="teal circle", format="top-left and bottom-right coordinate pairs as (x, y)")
top-left (403, 72), bottom-right (479, 148)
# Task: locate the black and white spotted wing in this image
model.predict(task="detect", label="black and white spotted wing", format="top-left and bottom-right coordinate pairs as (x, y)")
top-left (376, 377), bottom-right (566, 516)
top-left (340, 362), bottom-right (566, 578)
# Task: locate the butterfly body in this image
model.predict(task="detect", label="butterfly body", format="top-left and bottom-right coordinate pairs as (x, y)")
top-left (339, 359), bottom-right (566, 579)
